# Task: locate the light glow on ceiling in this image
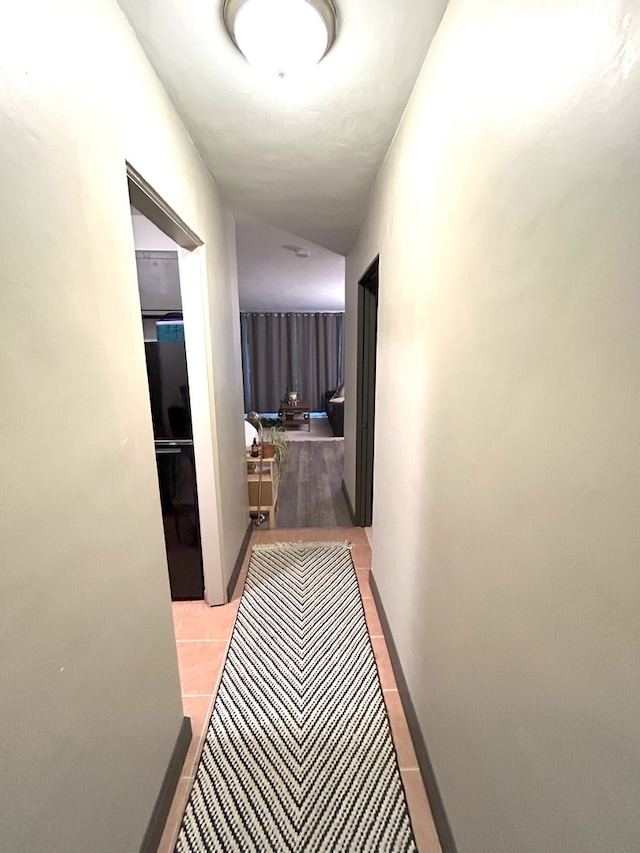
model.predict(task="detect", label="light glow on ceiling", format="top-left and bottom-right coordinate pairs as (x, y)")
top-left (224, 0), bottom-right (337, 78)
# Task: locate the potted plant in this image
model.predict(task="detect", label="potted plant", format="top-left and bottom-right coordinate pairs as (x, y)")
top-left (262, 426), bottom-right (289, 474)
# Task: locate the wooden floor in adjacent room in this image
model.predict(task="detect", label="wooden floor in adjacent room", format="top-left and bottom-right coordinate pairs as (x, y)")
top-left (271, 438), bottom-right (352, 529)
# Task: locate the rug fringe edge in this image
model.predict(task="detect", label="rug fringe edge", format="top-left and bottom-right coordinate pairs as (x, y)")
top-left (252, 540), bottom-right (351, 553)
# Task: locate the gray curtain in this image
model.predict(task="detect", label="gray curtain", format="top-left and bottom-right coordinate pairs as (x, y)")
top-left (241, 312), bottom-right (344, 412)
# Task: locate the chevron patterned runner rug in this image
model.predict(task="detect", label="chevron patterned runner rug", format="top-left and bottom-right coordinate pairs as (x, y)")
top-left (175, 541), bottom-right (417, 853)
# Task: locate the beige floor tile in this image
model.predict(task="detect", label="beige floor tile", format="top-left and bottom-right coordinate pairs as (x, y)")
top-left (268, 528), bottom-right (306, 542)
top-left (231, 569), bottom-right (248, 600)
top-left (401, 769), bottom-right (443, 853)
top-left (174, 599), bottom-right (240, 641)
top-left (176, 640), bottom-right (227, 697)
top-left (281, 529), bottom-right (334, 542)
top-left (318, 528), bottom-right (356, 542)
top-left (267, 528), bottom-right (362, 542)
top-left (156, 776), bottom-right (193, 853)
top-left (362, 595), bottom-right (384, 636)
top-left (344, 527), bottom-right (370, 544)
top-left (179, 728), bottom-right (202, 780)
top-left (252, 528), bottom-right (285, 543)
top-left (171, 601), bottom-right (190, 634)
top-left (356, 568), bottom-right (372, 598)
top-left (241, 539), bottom-right (258, 569)
top-left (251, 527), bottom-right (367, 544)
top-left (370, 634), bottom-right (397, 689)
top-left (182, 695), bottom-right (213, 742)
top-left (384, 690), bottom-right (419, 769)
top-left (350, 543), bottom-right (372, 569)
top-left (230, 533), bottom-right (260, 598)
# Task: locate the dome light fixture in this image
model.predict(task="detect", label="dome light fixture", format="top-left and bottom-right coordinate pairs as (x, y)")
top-left (223, 0), bottom-right (338, 78)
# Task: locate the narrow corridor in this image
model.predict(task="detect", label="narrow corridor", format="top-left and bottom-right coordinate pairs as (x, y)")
top-left (158, 528), bottom-right (441, 853)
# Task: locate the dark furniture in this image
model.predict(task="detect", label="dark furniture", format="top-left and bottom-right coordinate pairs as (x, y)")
top-left (144, 340), bottom-right (204, 601)
top-left (279, 402), bottom-right (311, 431)
top-left (324, 388), bottom-right (344, 437)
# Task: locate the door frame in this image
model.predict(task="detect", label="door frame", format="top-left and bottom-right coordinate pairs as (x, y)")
top-left (127, 162), bottom-right (225, 605)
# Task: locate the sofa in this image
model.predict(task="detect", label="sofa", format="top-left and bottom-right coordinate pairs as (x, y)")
top-left (324, 384), bottom-right (344, 437)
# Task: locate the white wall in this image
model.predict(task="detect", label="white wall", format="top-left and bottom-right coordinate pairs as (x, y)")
top-left (345, 0), bottom-right (640, 850)
top-left (132, 211), bottom-right (181, 251)
top-left (0, 1), bottom-right (247, 851)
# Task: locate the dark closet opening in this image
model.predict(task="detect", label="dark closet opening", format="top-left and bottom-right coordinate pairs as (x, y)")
top-left (355, 256), bottom-right (379, 527)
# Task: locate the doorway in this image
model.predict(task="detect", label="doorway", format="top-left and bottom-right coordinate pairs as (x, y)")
top-left (355, 256), bottom-right (379, 527)
top-left (127, 163), bottom-right (225, 605)
top-left (134, 240), bottom-right (204, 600)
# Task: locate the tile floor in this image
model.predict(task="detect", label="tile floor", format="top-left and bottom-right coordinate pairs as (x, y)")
top-left (157, 528), bottom-right (442, 853)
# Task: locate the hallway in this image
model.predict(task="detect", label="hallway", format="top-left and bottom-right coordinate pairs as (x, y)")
top-left (159, 529), bottom-right (441, 853)
top-left (5, 1), bottom-right (640, 851)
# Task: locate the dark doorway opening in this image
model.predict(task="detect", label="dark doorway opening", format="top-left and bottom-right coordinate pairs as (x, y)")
top-left (127, 164), bottom-right (207, 601)
top-left (355, 256), bottom-right (379, 527)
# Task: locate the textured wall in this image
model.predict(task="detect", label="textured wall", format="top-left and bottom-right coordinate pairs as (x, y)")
top-left (345, 0), bottom-right (640, 850)
top-left (0, 0), bottom-right (246, 850)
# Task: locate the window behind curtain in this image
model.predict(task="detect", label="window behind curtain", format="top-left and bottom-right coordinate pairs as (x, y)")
top-left (240, 312), bottom-right (344, 413)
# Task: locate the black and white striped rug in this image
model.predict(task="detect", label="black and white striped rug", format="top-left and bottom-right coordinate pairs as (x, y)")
top-left (175, 541), bottom-right (417, 852)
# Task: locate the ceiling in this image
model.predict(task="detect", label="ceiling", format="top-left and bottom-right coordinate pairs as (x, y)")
top-left (117, 0), bottom-right (447, 307)
top-left (236, 219), bottom-right (345, 311)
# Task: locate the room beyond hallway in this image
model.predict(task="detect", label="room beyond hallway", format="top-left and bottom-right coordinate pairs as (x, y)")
top-left (274, 439), bottom-right (352, 528)
top-left (158, 529), bottom-right (441, 853)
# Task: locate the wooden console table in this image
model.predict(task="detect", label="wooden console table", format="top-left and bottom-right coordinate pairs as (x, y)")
top-left (279, 402), bottom-right (311, 431)
top-left (246, 455), bottom-right (278, 526)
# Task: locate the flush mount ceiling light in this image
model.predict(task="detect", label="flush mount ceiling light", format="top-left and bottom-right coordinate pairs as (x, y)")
top-left (282, 243), bottom-right (311, 257)
top-left (223, 0), bottom-right (338, 77)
